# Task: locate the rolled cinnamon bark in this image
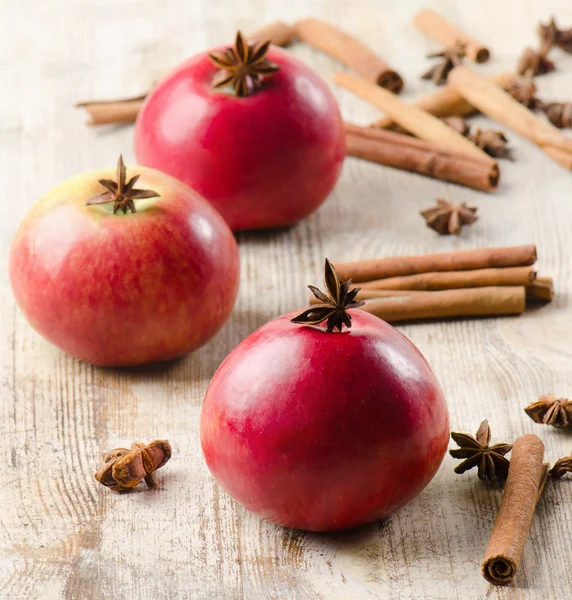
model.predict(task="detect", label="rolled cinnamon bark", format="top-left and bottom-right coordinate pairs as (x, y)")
top-left (482, 434), bottom-right (545, 585)
top-left (249, 20), bottom-right (296, 46)
top-left (448, 66), bottom-right (572, 155)
top-left (358, 286), bottom-right (525, 322)
top-left (359, 266), bottom-right (535, 291)
top-left (334, 245), bottom-right (537, 283)
top-left (294, 18), bottom-right (403, 93)
top-left (413, 8), bottom-right (490, 63)
top-left (526, 277), bottom-right (554, 301)
top-left (345, 131), bottom-right (499, 192)
top-left (334, 72), bottom-right (493, 163)
top-left (75, 95), bottom-right (147, 126)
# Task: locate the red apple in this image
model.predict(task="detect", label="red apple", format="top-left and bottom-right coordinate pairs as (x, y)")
top-left (9, 157), bottom-right (239, 367)
top-left (134, 32), bottom-right (345, 231)
top-left (200, 260), bottom-right (449, 531)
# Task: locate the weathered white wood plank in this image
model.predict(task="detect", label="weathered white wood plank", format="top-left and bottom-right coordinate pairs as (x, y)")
top-left (2, 0), bottom-right (572, 598)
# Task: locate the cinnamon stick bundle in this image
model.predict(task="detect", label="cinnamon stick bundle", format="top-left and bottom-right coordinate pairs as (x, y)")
top-left (334, 245), bottom-right (537, 283)
top-left (334, 72), bottom-right (493, 163)
top-left (482, 434), bottom-right (545, 585)
top-left (527, 277), bottom-right (555, 301)
top-left (357, 287), bottom-right (525, 322)
top-left (359, 266), bottom-right (535, 291)
top-left (413, 8), bottom-right (490, 63)
top-left (294, 18), bottom-right (403, 93)
top-left (345, 122), bottom-right (499, 192)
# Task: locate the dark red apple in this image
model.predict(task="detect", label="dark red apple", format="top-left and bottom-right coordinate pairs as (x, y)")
top-left (134, 32), bottom-right (345, 231)
top-left (10, 156), bottom-right (239, 367)
top-left (200, 260), bottom-right (449, 531)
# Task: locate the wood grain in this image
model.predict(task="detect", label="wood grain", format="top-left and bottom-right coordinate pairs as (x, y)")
top-left (2, 0), bottom-right (572, 599)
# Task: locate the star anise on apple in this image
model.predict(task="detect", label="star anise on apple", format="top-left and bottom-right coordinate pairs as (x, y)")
top-left (291, 258), bottom-right (365, 332)
top-left (86, 155), bottom-right (159, 214)
top-left (421, 40), bottom-right (465, 85)
top-left (524, 394), bottom-right (572, 428)
top-left (539, 17), bottom-right (572, 54)
top-left (420, 198), bottom-right (478, 235)
top-left (549, 451), bottom-right (572, 478)
top-left (516, 47), bottom-right (556, 77)
top-left (209, 31), bottom-right (280, 97)
top-left (450, 420), bottom-right (512, 482)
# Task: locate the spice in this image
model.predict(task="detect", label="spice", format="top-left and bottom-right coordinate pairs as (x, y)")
top-left (549, 452), bottom-right (572, 478)
top-left (248, 20), bottom-right (295, 47)
top-left (542, 102), bottom-right (572, 128)
top-left (450, 420), bottom-right (512, 482)
top-left (294, 18), bottom-right (403, 92)
top-left (441, 116), bottom-right (470, 135)
top-left (86, 155), bottom-right (159, 214)
top-left (421, 41), bottom-right (465, 85)
top-left (359, 266), bottom-right (535, 292)
top-left (76, 93), bottom-right (147, 126)
top-left (333, 245), bottom-right (537, 283)
top-left (469, 128), bottom-right (513, 160)
top-left (345, 122), bottom-right (499, 192)
top-left (334, 72), bottom-right (493, 163)
top-left (94, 440), bottom-right (172, 492)
top-left (516, 47), bottom-right (556, 77)
top-left (539, 17), bottom-right (572, 54)
top-left (481, 434), bottom-right (545, 585)
top-left (292, 259), bottom-right (364, 332)
top-left (420, 198), bottom-right (478, 235)
top-left (447, 66), bottom-right (572, 156)
top-left (209, 31), bottom-right (279, 97)
top-left (413, 8), bottom-right (490, 63)
top-left (526, 277), bottom-right (555, 301)
top-left (524, 395), bottom-right (572, 428)
top-left (503, 77), bottom-right (540, 110)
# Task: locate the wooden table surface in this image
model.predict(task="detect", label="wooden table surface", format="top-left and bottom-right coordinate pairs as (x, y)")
top-left (2, 0), bottom-right (572, 598)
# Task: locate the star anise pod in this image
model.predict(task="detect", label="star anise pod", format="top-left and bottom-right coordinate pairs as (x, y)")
top-left (420, 198), bottom-right (478, 235)
top-left (504, 76), bottom-right (541, 110)
top-left (95, 440), bottom-right (172, 492)
top-left (539, 17), bottom-right (572, 54)
top-left (291, 258), bottom-right (365, 333)
top-left (421, 41), bottom-right (465, 85)
top-left (208, 31), bottom-right (280, 97)
top-left (450, 420), bottom-right (512, 482)
top-left (468, 128), bottom-right (513, 160)
top-left (541, 102), bottom-right (572, 128)
top-left (86, 155), bottom-right (159, 214)
top-left (524, 394), bottom-right (572, 428)
top-left (441, 116), bottom-right (470, 136)
top-left (549, 451), bottom-right (572, 478)
top-left (516, 47), bottom-right (556, 77)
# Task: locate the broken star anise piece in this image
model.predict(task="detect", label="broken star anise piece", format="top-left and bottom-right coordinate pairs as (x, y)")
top-left (209, 30), bottom-right (280, 97)
top-left (420, 198), bottom-right (478, 235)
top-left (95, 440), bottom-right (172, 492)
top-left (469, 128), bottom-right (513, 160)
top-left (450, 420), bottom-right (512, 482)
top-left (549, 451), bottom-right (572, 478)
top-left (86, 155), bottom-right (159, 214)
top-left (504, 76), bottom-right (541, 110)
top-left (421, 40), bottom-right (466, 85)
top-left (539, 17), bottom-right (572, 54)
top-left (441, 116), bottom-right (470, 136)
top-left (524, 394), bottom-right (572, 428)
top-left (291, 258), bottom-right (365, 333)
top-left (516, 47), bottom-right (556, 77)
top-left (542, 102), bottom-right (572, 128)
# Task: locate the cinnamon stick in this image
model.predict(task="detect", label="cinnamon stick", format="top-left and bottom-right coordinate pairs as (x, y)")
top-left (345, 126), bottom-right (499, 192)
top-left (359, 266), bottom-right (535, 291)
top-left (448, 66), bottom-right (572, 155)
top-left (357, 286), bottom-right (525, 322)
top-left (413, 8), bottom-right (490, 63)
top-left (334, 245), bottom-right (537, 283)
top-left (248, 20), bottom-right (296, 46)
top-left (75, 94), bottom-right (147, 126)
top-left (527, 277), bottom-right (554, 302)
top-left (334, 72), bottom-right (493, 163)
top-left (294, 18), bottom-right (403, 93)
top-left (482, 434), bottom-right (545, 585)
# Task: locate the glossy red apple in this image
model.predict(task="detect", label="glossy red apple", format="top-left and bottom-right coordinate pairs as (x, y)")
top-left (10, 157), bottom-right (239, 367)
top-left (200, 260), bottom-right (449, 531)
top-left (134, 32), bottom-right (345, 231)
